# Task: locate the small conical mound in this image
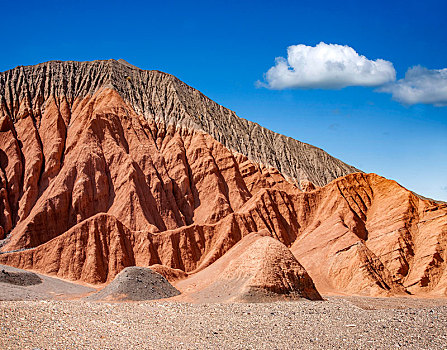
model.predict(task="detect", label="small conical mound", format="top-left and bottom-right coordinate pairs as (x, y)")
top-left (86, 267), bottom-right (180, 301)
top-left (176, 231), bottom-right (322, 302)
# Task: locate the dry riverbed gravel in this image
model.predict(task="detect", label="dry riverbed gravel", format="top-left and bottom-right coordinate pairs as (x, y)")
top-left (1, 297), bottom-right (446, 349)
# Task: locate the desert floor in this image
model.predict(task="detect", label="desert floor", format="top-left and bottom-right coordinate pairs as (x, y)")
top-left (1, 296), bottom-right (447, 350)
top-left (1, 264), bottom-right (446, 349)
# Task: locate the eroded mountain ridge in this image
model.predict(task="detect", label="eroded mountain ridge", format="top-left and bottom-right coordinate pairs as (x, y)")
top-left (0, 60), bottom-right (446, 298)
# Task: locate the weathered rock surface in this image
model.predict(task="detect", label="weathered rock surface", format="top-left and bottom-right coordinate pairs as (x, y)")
top-left (0, 59), bottom-right (358, 193)
top-left (175, 231), bottom-right (322, 302)
top-left (291, 173), bottom-right (447, 297)
top-left (1, 172), bottom-right (445, 297)
top-left (0, 85), bottom-right (300, 253)
top-left (0, 60), bottom-right (446, 298)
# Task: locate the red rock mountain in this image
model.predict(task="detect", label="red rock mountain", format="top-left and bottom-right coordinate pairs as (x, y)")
top-left (0, 60), bottom-right (446, 297)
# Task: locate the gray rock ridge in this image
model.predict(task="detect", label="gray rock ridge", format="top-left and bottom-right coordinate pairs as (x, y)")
top-left (0, 59), bottom-right (359, 186)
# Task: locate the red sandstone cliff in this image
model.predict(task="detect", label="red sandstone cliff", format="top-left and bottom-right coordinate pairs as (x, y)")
top-left (0, 60), bottom-right (445, 297)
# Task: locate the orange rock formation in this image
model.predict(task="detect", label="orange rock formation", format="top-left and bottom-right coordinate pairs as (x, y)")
top-left (0, 60), bottom-right (446, 297)
top-left (175, 231), bottom-right (322, 301)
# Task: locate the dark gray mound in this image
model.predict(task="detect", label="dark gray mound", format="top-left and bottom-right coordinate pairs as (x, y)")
top-left (86, 267), bottom-right (180, 301)
top-left (0, 268), bottom-right (42, 286)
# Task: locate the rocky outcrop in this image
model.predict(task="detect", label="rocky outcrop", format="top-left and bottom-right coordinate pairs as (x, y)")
top-left (1, 172), bottom-right (445, 296)
top-left (290, 173), bottom-right (447, 296)
top-left (0, 86), bottom-right (300, 253)
top-left (0, 60), bottom-right (446, 298)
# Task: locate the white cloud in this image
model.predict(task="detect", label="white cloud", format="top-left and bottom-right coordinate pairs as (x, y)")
top-left (259, 42), bottom-right (396, 89)
top-left (379, 66), bottom-right (447, 106)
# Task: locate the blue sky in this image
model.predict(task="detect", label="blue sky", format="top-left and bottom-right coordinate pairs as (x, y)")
top-left (1, 0), bottom-right (446, 200)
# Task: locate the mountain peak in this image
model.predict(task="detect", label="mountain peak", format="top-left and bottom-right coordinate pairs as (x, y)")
top-left (0, 59), bottom-right (446, 297)
top-left (116, 58), bottom-right (141, 70)
top-left (0, 59), bottom-right (358, 186)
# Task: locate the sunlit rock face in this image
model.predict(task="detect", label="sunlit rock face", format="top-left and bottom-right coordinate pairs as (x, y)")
top-left (0, 60), bottom-right (446, 297)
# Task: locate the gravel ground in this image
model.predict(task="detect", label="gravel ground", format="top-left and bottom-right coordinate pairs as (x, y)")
top-left (1, 297), bottom-right (446, 349)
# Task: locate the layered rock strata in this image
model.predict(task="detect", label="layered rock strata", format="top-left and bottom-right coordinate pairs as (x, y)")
top-left (0, 60), bottom-right (446, 297)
